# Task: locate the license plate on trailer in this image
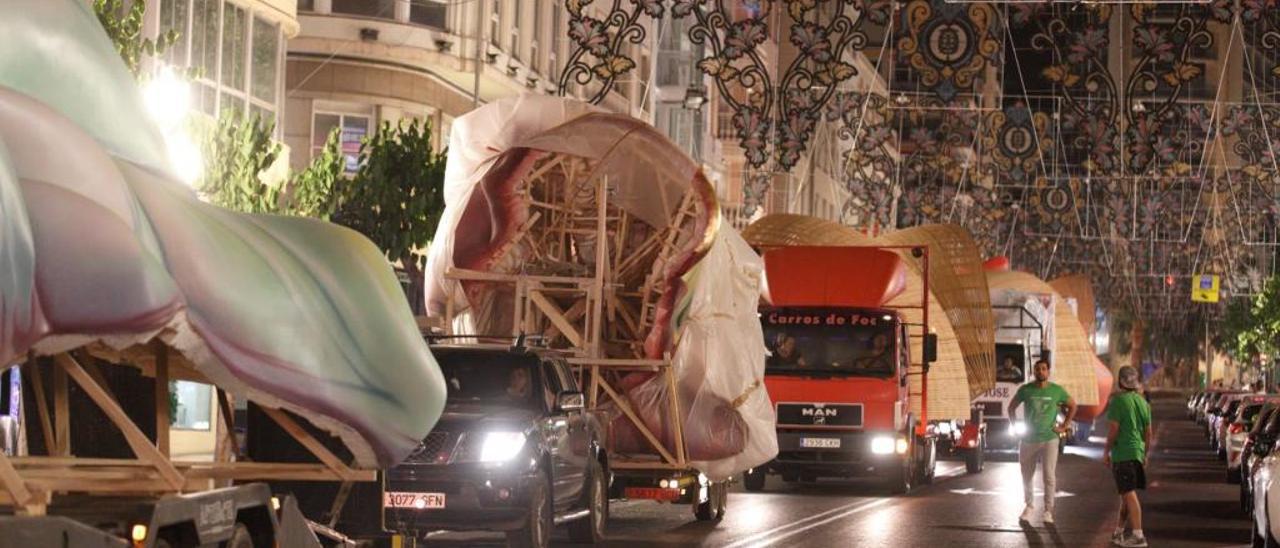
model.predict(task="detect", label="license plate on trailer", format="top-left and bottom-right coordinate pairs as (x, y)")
top-left (800, 437), bottom-right (841, 449)
top-left (625, 487), bottom-right (680, 501)
top-left (383, 492), bottom-right (446, 509)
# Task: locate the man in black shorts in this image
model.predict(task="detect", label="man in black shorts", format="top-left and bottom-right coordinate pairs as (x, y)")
top-left (1105, 366), bottom-right (1153, 547)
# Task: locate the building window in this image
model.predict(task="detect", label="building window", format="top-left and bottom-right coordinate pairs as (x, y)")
top-left (510, 1), bottom-right (521, 61)
top-left (490, 0), bottom-right (501, 48)
top-left (159, 0), bottom-right (190, 66)
top-left (550, 3), bottom-right (562, 78)
top-left (251, 17), bottom-right (279, 106)
top-left (297, 0), bottom-right (314, 10)
top-left (173, 381), bottom-right (213, 431)
top-left (410, 0), bottom-right (447, 28)
top-left (314, 112), bottom-right (371, 173)
top-left (531, 0), bottom-right (544, 74)
top-left (332, 0), bottom-right (395, 18)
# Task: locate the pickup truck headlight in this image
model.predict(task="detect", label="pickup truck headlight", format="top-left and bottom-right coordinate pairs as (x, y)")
top-left (479, 432), bottom-right (527, 463)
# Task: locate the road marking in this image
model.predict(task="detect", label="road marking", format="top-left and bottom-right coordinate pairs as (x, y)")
top-left (723, 498), bottom-right (894, 548)
top-left (949, 487), bottom-right (1074, 497)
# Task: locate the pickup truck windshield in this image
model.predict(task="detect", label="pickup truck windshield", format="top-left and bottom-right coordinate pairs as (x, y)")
top-left (436, 353), bottom-right (541, 408)
top-left (762, 316), bottom-right (897, 378)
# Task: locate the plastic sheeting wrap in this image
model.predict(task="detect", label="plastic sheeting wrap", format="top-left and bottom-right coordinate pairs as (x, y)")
top-left (424, 96), bottom-right (776, 479)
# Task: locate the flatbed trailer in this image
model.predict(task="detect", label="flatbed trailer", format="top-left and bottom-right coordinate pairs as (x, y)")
top-left (0, 345), bottom-right (373, 547)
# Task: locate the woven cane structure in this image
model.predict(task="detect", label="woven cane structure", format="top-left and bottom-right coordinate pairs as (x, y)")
top-left (1050, 274), bottom-right (1097, 339)
top-left (986, 271), bottom-right (1100, 406)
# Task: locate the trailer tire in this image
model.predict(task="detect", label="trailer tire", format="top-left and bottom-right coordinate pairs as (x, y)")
top-left (694, 481), bottom-right (727, 522)
top-left (965, 443), bottom-right (985, 474)
top-left (743, 468), bottom-right (766, 492)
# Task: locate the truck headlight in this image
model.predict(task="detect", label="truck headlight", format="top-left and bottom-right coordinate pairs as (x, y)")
top-left (871, 436), bottom-right (895, 455)
top-left (479, 432), bottom-right (527, 463)
top-left (1009, 421), bottom-right (1027, 437)
top-left (936, 422), bottom-right (952, 435)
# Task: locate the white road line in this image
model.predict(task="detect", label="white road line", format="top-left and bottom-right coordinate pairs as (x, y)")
top-left (719, 498), bottom-right (891, 548)
top-left (726, 498), bottom-right (894, 548)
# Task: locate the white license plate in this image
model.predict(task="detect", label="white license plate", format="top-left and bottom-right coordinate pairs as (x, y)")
top-left (384, 492), bottom-right (446, 509)
top-left (800, 437), bottom-right (841, 449)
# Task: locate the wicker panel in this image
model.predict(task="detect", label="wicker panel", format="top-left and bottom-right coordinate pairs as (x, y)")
top-left (986, 271), bottom-right (1100, 406)
top-left (1050, 274), bottom-right (1097, 339)
top-left (875, 225), bottom-right (997, 400)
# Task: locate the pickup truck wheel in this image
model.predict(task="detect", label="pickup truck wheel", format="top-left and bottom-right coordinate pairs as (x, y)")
top-left (743, 468), bottom-right (766, 492)
top-left (694, 481), bottom-right (726, 522)
top-left (507, 473), bottom-right (552, 548)
top-left (568, 463), bottom-right (608, 544)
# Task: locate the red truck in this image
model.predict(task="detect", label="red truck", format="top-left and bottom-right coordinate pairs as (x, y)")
top-left (742, 246), bottom-right (939, 494)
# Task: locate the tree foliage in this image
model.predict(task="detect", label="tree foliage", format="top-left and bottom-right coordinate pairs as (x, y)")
top-left (334, 119), bottom-right (447, 269)
top-left (197, 113), bottom-right (345, 219)
top-left (1214, 276), bottom-right (1280, 364)
top-left (93, 0), bottom-right (178, 78)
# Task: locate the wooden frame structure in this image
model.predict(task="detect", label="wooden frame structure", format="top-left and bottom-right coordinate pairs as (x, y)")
top-left (0, 345), bottom-right (374, 516)
top-left (440, 156), bottom-right (714, 471)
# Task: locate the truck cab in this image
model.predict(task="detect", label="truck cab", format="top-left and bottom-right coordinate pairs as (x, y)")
top-left (972, 297), bottom-right (1051, 451)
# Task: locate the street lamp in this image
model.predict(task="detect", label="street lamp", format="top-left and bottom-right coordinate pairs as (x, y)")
top-left (683, 84), bottom-right (707, 110)
top-left (141, 66), bottom-right (202, 187)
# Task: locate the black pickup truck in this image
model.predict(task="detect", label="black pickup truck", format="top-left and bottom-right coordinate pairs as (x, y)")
top-left (383, 344), bottom-right (610, 547)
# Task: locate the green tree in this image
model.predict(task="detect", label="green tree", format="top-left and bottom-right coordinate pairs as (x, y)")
top-left (93, 0), bottom-right (178, 78)
top-left (334, 119), bottom-right (448, 314)
top-left (197, 112), bottom-right (346, 219)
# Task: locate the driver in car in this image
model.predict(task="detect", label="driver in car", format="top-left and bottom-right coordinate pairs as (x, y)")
top-left (998, 356), bottom-right (1023, 382)
top-left (506, 368), bottom-right (532, 400)
top-left (854, 333), bottom-right (892, 370)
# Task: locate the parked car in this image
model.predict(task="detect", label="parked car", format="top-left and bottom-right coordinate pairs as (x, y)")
top-left (1216, 395), bottom-right (1250, 458)
top-left (382, 344), bottom-right (610, 548)
top-left (1251, 443), bottom-right (1280, 546)
top-left (1228, 398), bottom-right (1275, 483)
top-left (1242, 404), bottom-right (1280, 513)
top-left (1209, 393), bottom-right (1247, 446)
top-left (1201, 391), bottom-right (1242, 426)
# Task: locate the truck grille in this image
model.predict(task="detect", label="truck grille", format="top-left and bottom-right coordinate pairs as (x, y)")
top-left (405, 432), bottom-right (454, 464)
top-left (776, 403), bottom-right (863, 427)
top-left (976, 401), bottom-right (1003, 419)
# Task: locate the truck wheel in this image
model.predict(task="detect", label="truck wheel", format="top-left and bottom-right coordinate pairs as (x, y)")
top-left (743, 468), bottom-right (766, 492)
top-left (886, 460), bottom-right (913, 495)
top-left (568, 463), bottom-right (608, 543)
top-left (222, 524), bottom-right (252, 548)
top-left (920, 439), bottom-right (936, 485)
top-left (965, 444), bottom-right (985, 474)
top-left (507, 473), bottom-right (552, 548)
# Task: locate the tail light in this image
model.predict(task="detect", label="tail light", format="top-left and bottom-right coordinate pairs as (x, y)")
top-left (1231, 423), bottom-right (1246, 435)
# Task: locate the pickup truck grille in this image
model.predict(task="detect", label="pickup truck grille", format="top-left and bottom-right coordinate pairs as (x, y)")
top-left (405, 432), bottom-right (454, 464)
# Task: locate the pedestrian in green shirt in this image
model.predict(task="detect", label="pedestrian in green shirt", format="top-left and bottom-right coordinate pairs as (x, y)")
top-left (1106, 366), bottom-right (1153, 547)
top-left (1008, 358), bottom-right (1077, 526)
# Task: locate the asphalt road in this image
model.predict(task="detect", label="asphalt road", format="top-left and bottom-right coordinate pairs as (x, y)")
top-left (419, 392), bottom-right (1251, 547)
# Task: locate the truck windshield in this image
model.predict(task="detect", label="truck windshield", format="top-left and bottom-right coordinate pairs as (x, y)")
top-left (762, 315), bottom-right (897, 378)
top-left (434, 351), bottom-right (541, 408)
top-left (995, 343), bottom-right (1026, 383)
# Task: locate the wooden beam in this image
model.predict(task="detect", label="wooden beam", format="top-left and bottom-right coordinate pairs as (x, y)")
top-left (258, 407), bottom-right (360, 481)
top-left (52, 364), bottom-right (69, 457)
top-left (528, 290), bottom-right (584, 348)
top-left (154, 343), bottom-right (170, 458)
top-left (0, 450), bottom-right (34, 508)
top-left (216, 389), bottom-right (240, 461)
top-left (179, 462), bottom-right (374, 483)
top-left (664, 366), bottom-right (687, 466)
top-left (24, 361), bottom-right (55, 457)
top-left (53, 354), bottom-right (185, 490)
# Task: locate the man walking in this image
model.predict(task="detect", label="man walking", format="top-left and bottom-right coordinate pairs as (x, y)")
top-left (1009, 358), bottom-right (1077, 525)
top-left (1107, 366), bottom-right (1153, 547)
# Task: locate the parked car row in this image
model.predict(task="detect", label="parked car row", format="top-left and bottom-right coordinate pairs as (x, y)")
top-left (1188, 390), bottom-right (1280, 547)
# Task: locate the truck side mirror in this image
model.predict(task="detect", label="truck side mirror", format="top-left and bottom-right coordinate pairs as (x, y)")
top-left (923, 333), bottom-right (938, 364)
top-left (556, 391), bottom-right (585, 413)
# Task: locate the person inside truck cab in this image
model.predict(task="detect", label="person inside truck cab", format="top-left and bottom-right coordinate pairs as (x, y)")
top-left (506, 367), bottom-right (532, 400)
top-left (770, 334), bottom-right (807, 367)
top-left (998, 356), bottom-right (1024, 382)
top-left (854, 333), bottom-right (892, 371)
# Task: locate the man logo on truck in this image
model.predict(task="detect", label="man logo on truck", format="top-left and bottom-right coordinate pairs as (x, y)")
top-left (802, 407), bottom-right (839, 418)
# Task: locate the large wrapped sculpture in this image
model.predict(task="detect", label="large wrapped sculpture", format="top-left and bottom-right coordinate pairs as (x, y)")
top-left (424, 95), bottom-right (776, 479)
top-left (0, 0), bottom-right (444, 468)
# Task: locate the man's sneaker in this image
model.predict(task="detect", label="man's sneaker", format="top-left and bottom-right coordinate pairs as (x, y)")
top-left (1111, 531), bottom-right (1127, 545)
top-left (1116, 535), bottom-right (1149, 547)
top-left (1019, 506), bottom-right (1035, 522)
top-left (1042, 511), bottom-right (1054, 525)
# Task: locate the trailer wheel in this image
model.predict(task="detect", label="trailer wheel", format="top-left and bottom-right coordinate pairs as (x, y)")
top-left (743, 468), bottom-right (766, 492)
top-left (694, 481), bottom-right (727, 522)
